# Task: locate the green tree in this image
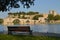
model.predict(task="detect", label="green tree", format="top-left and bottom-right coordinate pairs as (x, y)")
top-left (48, 14), bottom-right (54, 21)
top-left (32, 15), bottom-right (43, 20)
top-left (54, 15), bottom-right (60, 20)
top-left (0, 19), bottom-right (4, 24)
top-left (0, 0), bottom-right (35, 12)
top-left (27, 11), bottom-right (39, 15)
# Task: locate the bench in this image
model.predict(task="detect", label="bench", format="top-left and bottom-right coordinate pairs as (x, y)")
top-left (7, 26), bottom-right (32, 35)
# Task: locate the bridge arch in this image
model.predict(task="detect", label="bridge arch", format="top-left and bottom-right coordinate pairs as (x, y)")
top-left (26, 20), bottom-right (30, 24)
top-left (13, 19), bottom-right (20, 25)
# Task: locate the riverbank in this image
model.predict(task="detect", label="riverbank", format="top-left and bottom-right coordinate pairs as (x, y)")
top-left (0, 34), bottom-right (60, 40)
top-left (0, 31), bottom-right (60, 37)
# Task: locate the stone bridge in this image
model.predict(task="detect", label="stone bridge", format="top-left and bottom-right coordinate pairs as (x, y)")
top-left (3, 17), bottom-right (35, 26)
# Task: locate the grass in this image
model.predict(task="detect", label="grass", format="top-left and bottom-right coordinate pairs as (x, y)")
top-left (0, 34), bottom-right (60, 40)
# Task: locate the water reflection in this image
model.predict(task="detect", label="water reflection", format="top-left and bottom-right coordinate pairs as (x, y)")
top-left (30, 24), bottom-right (48, 32)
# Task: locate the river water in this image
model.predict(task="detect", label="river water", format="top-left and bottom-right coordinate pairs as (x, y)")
top-left (0, 24), bottom-right (60, 34)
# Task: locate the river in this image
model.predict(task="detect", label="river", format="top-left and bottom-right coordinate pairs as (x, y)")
top-left (0, 24), bottom-right (60, 34)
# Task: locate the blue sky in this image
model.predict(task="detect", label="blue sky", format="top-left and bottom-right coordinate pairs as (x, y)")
top-left (0, 0), bottom-right (60, 18)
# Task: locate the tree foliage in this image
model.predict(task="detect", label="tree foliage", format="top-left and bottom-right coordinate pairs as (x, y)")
top-left (8, 11), bottom-right (39, 15)
top-left (48, 14), bottom-right (60, 21)
top-left (48, 14), bottom-right (54, 21)
top-left (27, 11), bottom-right (39, 15)
top-left (0, 0), bottom-right (35, 12)
top-left (32, 15), bottom-right (43, 20)
top-left (54, 15), bottom-right (60, 20)
top-left (0, 19), bottom-right (4, 24)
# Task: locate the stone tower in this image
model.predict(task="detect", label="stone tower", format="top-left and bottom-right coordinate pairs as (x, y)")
top-left (49, 10), bottom-right (57, 16)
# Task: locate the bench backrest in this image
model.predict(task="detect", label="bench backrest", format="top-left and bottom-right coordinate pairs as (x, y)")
top-left (8, 26), bottom-right (30, 32)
